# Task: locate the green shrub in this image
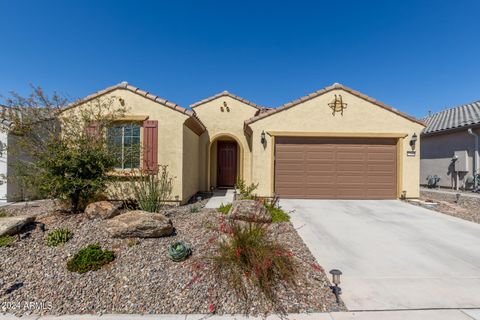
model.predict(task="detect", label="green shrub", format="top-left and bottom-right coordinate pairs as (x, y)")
top-left (67, 244), bottom-right (115, 273)
top-left (4, 88), bottom-right (127, 213)
top-left (217, 203), bottom-right (232, 215)
top-left (235, 178), bottom-right (258, 200)
top-left (269, 207), bottom-right (290, 223)
top-left (190, 206), bottom-right (200, 213)
top-left (263, 197), bottom-right (290, 223)
top-left (45, 228), bottom-right (73, 246)
top-left (0, 209), bottom-right (8, 218)
top-left (0, 235), bottom-right (15, 247)
top-left (212, 220), bottom-right (296, 301)
top-left (120, 165), bottom-right (174, 213)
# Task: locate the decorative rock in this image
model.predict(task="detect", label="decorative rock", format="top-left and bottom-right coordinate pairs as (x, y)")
top-left (105, 210), bottom-right (174, 238)
top-left (228, 200), bottom-right (272, 223)
top-left (85, 201), bottom-right (121, 220)
top-left (0, 216), bottom-right (36, 236)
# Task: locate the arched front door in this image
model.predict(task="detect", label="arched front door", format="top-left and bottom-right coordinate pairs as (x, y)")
top-left (217, 141), bottom-right (237, 187)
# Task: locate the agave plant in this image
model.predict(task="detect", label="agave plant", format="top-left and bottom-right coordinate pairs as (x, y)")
top-left (167, 241), bottom-right (191, 262)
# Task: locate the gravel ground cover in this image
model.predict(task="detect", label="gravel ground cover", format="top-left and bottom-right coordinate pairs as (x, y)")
top-left (0, 200), bottom-right (344, 317)
top-left (416, 198), bottom-right (480, 224)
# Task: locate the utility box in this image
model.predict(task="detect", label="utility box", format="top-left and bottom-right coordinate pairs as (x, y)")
top-left (454, 150), bottom-right (469, 172)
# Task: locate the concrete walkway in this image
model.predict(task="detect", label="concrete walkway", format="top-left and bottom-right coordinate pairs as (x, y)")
top-left (204, 189), bottom-right (235, 208)
top-left (2, 309), bottom-right (480, 319)
top-left (280, 199), bottom-right (480, 311)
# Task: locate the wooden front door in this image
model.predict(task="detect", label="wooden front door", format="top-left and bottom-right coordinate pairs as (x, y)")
top-left (217, 141), bottom-right (237, 187)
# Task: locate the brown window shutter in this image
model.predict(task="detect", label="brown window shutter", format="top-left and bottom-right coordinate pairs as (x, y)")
top-left (85, 122), bottom-right (99, 137)
top-left (143, 120), bottom-right (158, 172)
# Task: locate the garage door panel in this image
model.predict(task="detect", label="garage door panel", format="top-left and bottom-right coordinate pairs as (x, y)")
top-left (275, 137), bottom-right (397, 199)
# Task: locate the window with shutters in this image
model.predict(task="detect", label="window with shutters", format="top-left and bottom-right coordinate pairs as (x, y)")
top-left (107, 123), bottom-right (141, 169)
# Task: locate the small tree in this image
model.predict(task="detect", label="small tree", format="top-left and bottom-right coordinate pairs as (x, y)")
top-left (1, 86), bottom-right (126, 212)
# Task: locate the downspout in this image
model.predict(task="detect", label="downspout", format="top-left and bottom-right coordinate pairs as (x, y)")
top-left (468, 128), bottom-right (479, 189)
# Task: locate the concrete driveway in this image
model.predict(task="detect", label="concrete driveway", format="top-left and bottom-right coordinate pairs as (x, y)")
top-left (280, 199), bottom-right (480, 311)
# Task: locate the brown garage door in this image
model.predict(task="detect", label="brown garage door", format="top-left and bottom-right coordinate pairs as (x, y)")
top-left (274, 137), bottom-right (397, 199)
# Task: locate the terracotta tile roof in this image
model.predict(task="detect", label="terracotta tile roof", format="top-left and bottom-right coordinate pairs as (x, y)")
top-left (244, 83), bottom-right (426, 127)
top-left (422, 100), bottom-right (480, 135)
top-left (190, 90), bottom-right (270, 110)
top-left (64, 82), bottom-right (206, 133)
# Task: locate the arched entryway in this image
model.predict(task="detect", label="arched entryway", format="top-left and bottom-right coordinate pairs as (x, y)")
top-left (208, 133), bottom-right (243, 189)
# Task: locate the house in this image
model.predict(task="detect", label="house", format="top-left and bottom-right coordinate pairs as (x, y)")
top-left (68, 82), bottom-right (425, 203)
top-left (421, 101), bottom-right (480, 190)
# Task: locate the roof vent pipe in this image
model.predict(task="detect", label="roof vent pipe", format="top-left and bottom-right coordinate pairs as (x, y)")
top-left (468, 128), bottom-right (479, 189)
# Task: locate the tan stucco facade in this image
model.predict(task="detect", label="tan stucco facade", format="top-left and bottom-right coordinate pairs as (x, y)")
top-left (193, 95), bottom-right (259, 190)
top-left (69, 82), bottom-right (424, 203)
top-left (66, 85), bottom-right (204, 203)
top-left (246, 88), bottom-right (425, 198)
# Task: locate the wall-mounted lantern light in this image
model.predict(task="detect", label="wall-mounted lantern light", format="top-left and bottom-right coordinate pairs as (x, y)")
top-left (260, 131), bottom-right (266, 145)
top-left (410, 133), bottom-right (418, 150)
top-left (329, 269), bottom-right (342, 303)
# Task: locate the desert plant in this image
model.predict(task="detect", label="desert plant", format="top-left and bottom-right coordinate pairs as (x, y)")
top-left (2, 87), bottom-right (127, 213)
top-left (167, 241), bottom-right (192, 262)
top-left (0, 209), bottom-right (8, 218)
top-left (235, 178), bottom-right (259, 200)
top-left (190, 206), bottom-right (200, 213)
top-left (0, 235), bottom-right (15, 247)
top-left (66, 244), bottom-right (115, 273)
top-left (263, 197), bottom-right (290, 223)
top-left (217, 203), bottom-right (232, 215)
top-left (45, 228), bottom-right (73, 246)
top-left (211, 219), bottom-right (296, 301)
top-left (118, 165), bottom-right (174, 213)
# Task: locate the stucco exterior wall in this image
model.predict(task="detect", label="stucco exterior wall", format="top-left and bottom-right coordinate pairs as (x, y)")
top-left (182, 125), bottom-right (200, 202)
top-left (421, 129), bottom-right (479, 189)
top-left (193, 96), bottom-right (258, 190)
top-left (66, 89), bottom-right (193, 202)
top-left (248, 88), bottom-right (424, 198)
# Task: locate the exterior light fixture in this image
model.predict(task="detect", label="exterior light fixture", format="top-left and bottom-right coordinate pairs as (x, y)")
top-left (260, 131), bottom-right (266, 145)
top-left (329, 269), bottom-right (342, 303)
top-left (410, 133), bottom-right (418, 150)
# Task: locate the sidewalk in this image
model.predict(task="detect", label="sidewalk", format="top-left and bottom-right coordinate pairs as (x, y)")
top-left (204, 189), bottom-right (235, 208)
top-left (2, 309), bottom-right (480, 320)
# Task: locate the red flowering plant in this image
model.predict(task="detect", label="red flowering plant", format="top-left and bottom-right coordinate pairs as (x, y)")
top-left (211, 218), bottom-right (297, 302)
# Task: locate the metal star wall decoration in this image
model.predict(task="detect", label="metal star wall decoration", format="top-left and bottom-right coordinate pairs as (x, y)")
top-left (328, 94), bottom-right (347, 116)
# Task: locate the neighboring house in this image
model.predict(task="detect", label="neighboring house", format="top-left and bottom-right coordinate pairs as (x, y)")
top-left (421, 101), bottom-right (480, 190)
top-left (69, 81), bottom-right (424, 203)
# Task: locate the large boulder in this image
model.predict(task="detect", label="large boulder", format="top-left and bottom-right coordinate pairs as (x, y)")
top-left (105, 210), bottom-right (174, 238)
top-left (228, 200), bottom-right (272, 223)
top-left (0, 216), bottom-right (36, 237)
top-left (85, 201), bottom-right (121, 220)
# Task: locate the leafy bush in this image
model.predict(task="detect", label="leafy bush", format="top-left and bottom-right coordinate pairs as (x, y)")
top-left (0, 235), bottom-right (15, 247)
top-left (235, 178), bottom-right (258, 200)
top-left (45, 228), bottom-right (73, 246)
top-left (212, 220), bottom-right (296, 301)
top-left (217, 203), bottom-right (232, 215)
top-left (0, 209), bottom-right (8, 218)
top-left (66, 244), bottom-right (115, 273)
top-left (3, 88), bottom-right (126, 213)
top-left (118, 165), bottom-right (174, 213)
top-left (190, 206), bottom-right (200, 213)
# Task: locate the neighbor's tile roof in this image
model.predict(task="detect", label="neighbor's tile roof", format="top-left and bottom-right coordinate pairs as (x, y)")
top-left (422, 100), bottom-right (480, 135)
top-left (244, 83), bottom-right (425, 127)
top-left (190, 90), bottom-right (270, 110)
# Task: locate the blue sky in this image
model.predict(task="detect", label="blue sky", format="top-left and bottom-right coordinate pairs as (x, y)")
top-left (0, 0), bottom-right (479, 118)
